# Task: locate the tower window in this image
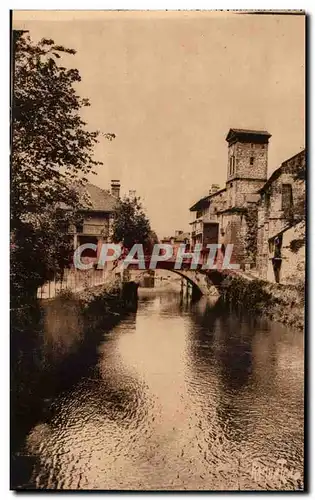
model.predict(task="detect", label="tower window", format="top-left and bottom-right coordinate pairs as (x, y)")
top-left (229, 155), bottom-right (236, 175)
top-left (250, 156), bottom-right (254, 165)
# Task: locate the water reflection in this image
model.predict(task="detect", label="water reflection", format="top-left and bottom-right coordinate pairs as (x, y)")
top-left (15, 289), bottom-right (304, 491)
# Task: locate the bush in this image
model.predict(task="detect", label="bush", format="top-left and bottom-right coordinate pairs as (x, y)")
top-left (220, 275), bottom-right (273, 313)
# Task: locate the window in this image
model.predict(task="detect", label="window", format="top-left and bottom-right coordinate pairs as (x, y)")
top-left (76, 222), bottom-right (84, 233)
top-left (281, 184), bottom-right (293, 213)
top-left (274, 235), bottom-right (283, 258)
top-left (60, 220), bottom-right (69, 233)
top-left (261, 144), bottom-right (265, 149)
top-left (250, 156), bottom-right (254, 165)
top-left (229, 155), bottom-right (236, 175)
top-left (251, 143), bottom-right (254, 149)
top-left (265, 192), bottom-right (270, 211)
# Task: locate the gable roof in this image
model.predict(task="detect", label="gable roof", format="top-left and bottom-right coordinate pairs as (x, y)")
top-left (189, 187), bottom-right (226, 212)
top-left (82, 183), bottom-right (118, 212)
top-left (162, 232), bottom-right (190, 243)
top-left (174, 232), bottom-right (190, 242)
top-left (59, 182), bottom-right (118, 212)
top-left (259, 149), bottom-right (305, 194)
top-left (189, 195), bottom-right (210, 212)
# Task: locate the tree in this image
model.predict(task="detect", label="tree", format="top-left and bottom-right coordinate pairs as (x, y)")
top-left (11, 31), bottom-right (114, 303)
top-left (11, 31), bottom-right (104, 221)
top-left (10, 209), bottom-right (74, 302)
top-left (144, 230), bottom-right (159, 253)
top-left (111, 196), bottom-right (152, 251)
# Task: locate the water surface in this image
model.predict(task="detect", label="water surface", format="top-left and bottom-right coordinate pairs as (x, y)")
top-left (17, 289), bottom-right (304, 490)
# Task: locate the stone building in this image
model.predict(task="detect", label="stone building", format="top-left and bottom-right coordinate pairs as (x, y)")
top-left (161, 230), bottom-right (190, 246)
top-left (190, 128), bottom-right (271, 266)
top-left (189, 185), bottom-right (225, 248)
top-left (256, 150), bottom-right (305, 283)
top-left (71, 180), bottom-right (120, 258)
top-left (189, 128), bottom-right (305, 284)
top-left (37, 180), bottom-right (121, 298)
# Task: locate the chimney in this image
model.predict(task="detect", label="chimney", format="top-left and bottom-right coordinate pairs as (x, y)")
top-left (209, 183), bottom-right (220, 195)
top-left (111, 180), bottom-right (120, 198)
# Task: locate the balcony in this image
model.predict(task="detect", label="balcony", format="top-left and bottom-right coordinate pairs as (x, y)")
top-left (191, 221), bottom-right (203, 235)
top-left (202, 214), bottom-right (220, 224)
top-left (82, 224), bottom-right (105, 236)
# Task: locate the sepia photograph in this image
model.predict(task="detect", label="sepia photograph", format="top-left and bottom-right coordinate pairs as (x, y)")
top-left (10, 10), bottom-right (305, 491)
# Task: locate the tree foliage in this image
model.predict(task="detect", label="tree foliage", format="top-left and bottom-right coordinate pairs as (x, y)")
top-left (111, 196), bottom-right (154, 251)
top-left (11, 31), bottom-right (111, 303)
top-left (244, 206), bottom-right (258, 266)
top-left (11, 31), bottom-right (105, 222)
top-left (11, 209), bottom-right (74, 302)
top-left (144, 230), bottom-right (159, 253)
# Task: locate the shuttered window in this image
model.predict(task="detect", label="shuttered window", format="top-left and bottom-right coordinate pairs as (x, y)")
top-left (281, 184), bottom-right (293, 212)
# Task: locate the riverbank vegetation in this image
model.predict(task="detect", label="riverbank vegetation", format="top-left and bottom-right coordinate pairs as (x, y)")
top-left (12, 278), bottom-right (124, 383)
top-left (219, 274), bottom-right (304, 330)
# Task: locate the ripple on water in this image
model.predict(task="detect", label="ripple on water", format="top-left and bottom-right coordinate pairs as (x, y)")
top-left (19, 291), bottom-right (303, 491)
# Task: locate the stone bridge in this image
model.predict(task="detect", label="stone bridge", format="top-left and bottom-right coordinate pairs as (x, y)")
top-left (114, 256), bottom-right (250, 297)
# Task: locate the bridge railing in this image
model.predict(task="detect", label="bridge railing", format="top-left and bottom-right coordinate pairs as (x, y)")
top-left (125, 246), bottom-right (236, 271)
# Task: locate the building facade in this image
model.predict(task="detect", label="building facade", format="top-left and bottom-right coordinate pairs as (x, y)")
top-left (189, 128), bottom-right (305, 284)
top-left (257, 150), bottom-right (305, 283)
top-left (161, 230), bottom-right (190, 254)
top-left (71, 180), bottom-right (120, 260)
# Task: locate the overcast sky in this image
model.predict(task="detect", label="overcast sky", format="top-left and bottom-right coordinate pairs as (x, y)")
top-left (13, 11), bottom-right (305, 237)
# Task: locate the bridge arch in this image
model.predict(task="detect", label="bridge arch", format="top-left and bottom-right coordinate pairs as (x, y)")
top-left (123, 266), bottom-right (219, 297)
top-left (169, 269), bottom-right (219, 297)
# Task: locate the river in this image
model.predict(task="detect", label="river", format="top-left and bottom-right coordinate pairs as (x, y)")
top-left (13, 287), bottom-right (304, 491)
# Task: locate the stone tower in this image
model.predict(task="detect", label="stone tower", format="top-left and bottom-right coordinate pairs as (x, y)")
top-left (225, 128), bottom-right (271, 208)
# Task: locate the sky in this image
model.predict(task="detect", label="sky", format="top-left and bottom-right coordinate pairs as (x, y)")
top-left (13, 11), bottom-right (305, 238)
